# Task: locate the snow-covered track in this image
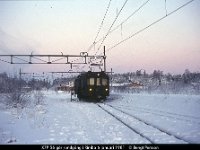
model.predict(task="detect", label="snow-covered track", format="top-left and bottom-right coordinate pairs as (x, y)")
top-left (97, 103), bottom-right (191, 144)
top-left (97, 104), bottom-right (154, 144)
top-left (110, 104), bottom-right (200, 125)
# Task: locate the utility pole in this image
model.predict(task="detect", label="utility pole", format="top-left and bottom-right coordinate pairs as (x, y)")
top-left (19, 68), bottom-right (23, 91)
top-left (19, 68), bottom-right (22, 80)
top-left (110, 68), bottom-right (112, 88)
top-left (103, 46), bottom-right (106, 72)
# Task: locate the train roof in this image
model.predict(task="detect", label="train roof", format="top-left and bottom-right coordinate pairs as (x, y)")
top-left (76, 71), bottom-right (108, 79)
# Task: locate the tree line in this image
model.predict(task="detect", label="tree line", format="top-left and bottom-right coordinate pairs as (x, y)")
top-left (110, 69), bottom-right (200, 94)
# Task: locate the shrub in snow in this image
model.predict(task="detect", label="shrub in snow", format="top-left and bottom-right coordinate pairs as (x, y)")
top-left (6, 89), bottom-right (31, 108)
top-left (6, 138), bottom-right (17, 143)
top-left (33, 90), bottom-right (45, 106)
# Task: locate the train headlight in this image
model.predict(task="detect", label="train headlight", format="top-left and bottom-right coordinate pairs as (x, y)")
top-left (89, 88), bottom-right (93, 92)
top-left (105, 88), bottom-right (108, 91)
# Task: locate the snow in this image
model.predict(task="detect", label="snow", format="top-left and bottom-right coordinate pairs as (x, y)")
top-left (0, 90), bottom-right (200, 144)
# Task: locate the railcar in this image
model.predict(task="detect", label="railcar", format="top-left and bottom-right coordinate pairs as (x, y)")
top-left (74, 71), bottom-right (109, 101)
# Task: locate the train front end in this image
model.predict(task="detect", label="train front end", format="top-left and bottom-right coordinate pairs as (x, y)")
top-left (87, 72), bottom-right (109, 99)
top-left (75, 71), bottom-right (109, 101)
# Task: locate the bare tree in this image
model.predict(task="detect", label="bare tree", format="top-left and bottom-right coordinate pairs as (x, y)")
top-left (34, 90), bottom-right (45, 106)
top-left (5, 75), bottom-right (30, 108)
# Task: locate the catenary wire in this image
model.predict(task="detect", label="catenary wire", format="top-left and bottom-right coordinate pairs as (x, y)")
top-left (106, 0), bottom-right (195, 52)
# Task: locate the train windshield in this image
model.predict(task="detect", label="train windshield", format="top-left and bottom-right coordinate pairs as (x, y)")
top-left (87, 78), bottom-right (95, 86)
top-left (102, 78), bottom-right (108, 86)
top-left (97, 78), bottom-right (101, 86)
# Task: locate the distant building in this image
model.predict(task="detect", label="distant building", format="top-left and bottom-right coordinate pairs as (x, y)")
top-left (56, 81), bottom-right (74, 91)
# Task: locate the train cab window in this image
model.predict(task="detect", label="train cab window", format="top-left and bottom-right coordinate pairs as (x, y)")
top-left (87, 78), bottom-right (95, 86)
top-left (97, 78), bottom-right (101, 86)
top-left (102, 78), bottom-right (108, 86)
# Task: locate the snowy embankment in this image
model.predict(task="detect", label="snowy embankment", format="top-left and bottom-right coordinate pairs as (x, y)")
top-left (0, 90), bottom-right (200, 144)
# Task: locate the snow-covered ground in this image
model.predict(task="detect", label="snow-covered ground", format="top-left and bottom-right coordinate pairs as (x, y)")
top-left (0, 90), bottom-right (200, 144)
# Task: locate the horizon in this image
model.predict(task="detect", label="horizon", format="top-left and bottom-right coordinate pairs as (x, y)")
top-left (0, 67), bottom-right (198, 78)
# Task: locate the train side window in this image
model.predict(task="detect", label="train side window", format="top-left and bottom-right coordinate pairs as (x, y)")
top-left (97, 78), bottom-right (101, 86)
top-left (102, 78), bottom-right (108, 86)
top-left (87, 78), bottom-right (95, 86)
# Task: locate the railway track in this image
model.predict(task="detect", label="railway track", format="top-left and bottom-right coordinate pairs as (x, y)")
top-left (109, 104), bottom-right (200, 125)
top-left (97, 103), bottom-right (192, 144)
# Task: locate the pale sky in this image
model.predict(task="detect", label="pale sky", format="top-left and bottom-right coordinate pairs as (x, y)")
top-left (0, 0), bottom-right (200, 75)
